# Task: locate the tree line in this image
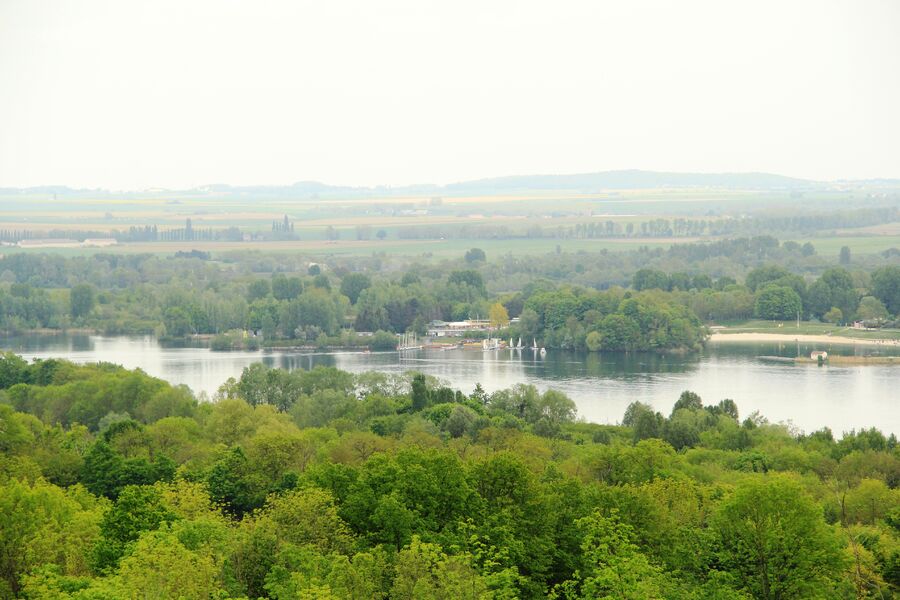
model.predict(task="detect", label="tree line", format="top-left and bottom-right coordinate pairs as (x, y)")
top-left (628, 263), bottom-right (900, 325)
top-left (0, 242), bottom-right (897, 352)
top-left (1, 355), bottom-right (899, 597)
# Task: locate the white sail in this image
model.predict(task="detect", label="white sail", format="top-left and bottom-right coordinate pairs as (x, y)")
top-left (483, 337), bottom-right (500, 351)
top-left (398, 331), bottom-right (422, 351)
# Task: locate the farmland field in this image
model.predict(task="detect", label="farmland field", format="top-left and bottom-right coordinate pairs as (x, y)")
top-left (1, 186), bottom-right (898, 258)
top-left (0, 236), bottom-right (693, 257)
top-left (2, 233), bottom-right (898, 259)
top-left (793, 234), bottom-right (900, 256)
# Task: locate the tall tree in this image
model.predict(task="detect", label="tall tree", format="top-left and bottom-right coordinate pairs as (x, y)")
top-left (489, 302), bottom-right (510, 329)
top-left (839, 245), bottom-right (852, 265)
top-left (712, 477), bottom-right (846, 599)
top-left (754, 285), bottom-right (802, 320)
top-left (807, 267), bottom-right (858, 320)
top-left (70, 283), bottom-right (95, 319)
top-left (553, 510), bottom-right (667, 599)
top-left (871, 265), bottom-right (900, 315)
top-left (410, 373), bottom-right (429, 412)
top-left (340, 273), bottom-right (372, 305)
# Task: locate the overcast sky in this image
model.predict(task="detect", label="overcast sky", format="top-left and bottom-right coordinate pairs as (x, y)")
top-left (1, 0), bottom-right (898, 190)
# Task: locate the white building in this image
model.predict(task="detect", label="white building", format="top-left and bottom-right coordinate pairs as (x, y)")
top-left (18, 239), bottom-right (81, 248)
top-left (83, 238), bottom-right (118, 247)
top-left (426, 319), bottom-right (493, 337)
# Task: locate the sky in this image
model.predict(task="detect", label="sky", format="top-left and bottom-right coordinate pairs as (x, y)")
top-left (1, 0), bottom-right (899, 190)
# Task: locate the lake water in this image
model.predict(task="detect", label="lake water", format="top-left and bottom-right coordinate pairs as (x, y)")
top-left (1, 334), bottom-right (898, 435)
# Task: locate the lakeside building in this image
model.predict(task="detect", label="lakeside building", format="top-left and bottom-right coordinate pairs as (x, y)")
top-left (426, 319), bottom-right (492, 337)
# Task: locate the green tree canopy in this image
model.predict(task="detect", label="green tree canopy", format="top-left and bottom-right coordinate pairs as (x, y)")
top-left (871, 265), bottom-right (900, 315)
top-left (69, 283), bottom-right (95, 319)
top-left (754, 285), bottom-right (802, 320)
top-left (340, 273), bottom-right (372, 305)
top-left (465, 247), bottom-right (486, 263)
top-left (712, 477), bottom-right (846, 599)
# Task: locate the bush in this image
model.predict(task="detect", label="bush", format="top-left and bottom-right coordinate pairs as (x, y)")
top-left (370, 330), bottom-right (397, 351)
top-left (209, 335), bottom-right (234, 351)
top-left (823, 307), bottom-right (843, 324)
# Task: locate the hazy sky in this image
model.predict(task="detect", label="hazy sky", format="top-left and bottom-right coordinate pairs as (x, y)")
top-left (1, 0), bottom-right (898, 189)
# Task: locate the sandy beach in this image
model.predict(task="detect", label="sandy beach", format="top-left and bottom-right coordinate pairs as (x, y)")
top-left (709, 332), bottom-right (900, 347)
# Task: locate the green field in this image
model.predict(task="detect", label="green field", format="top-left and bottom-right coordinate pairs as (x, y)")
top-left (2, 232), bottom-right (898, 259)
top-left (792, 235), bottom-right (900, 256)
top-left (1, 185), bottom-right (897, 259)
top-left (0, 237), bottom-right (684, 258)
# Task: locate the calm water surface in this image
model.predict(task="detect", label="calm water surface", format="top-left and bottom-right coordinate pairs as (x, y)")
top-left (1, 334), bottom-right (898, 435)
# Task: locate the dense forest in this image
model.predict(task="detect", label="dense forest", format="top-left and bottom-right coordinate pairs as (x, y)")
top-left (1, 354), bottom-right (899, 598)
top-left (0, 238), bottom-right (898, 353)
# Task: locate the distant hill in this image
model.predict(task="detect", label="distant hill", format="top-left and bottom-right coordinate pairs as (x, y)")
top-left (5, 170), bottom-right (898, 199)
top-left (444, 170), bottom-right (814, 192)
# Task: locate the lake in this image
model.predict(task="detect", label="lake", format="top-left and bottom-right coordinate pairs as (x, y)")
top-left (1, 333), bottom-right (898, 435)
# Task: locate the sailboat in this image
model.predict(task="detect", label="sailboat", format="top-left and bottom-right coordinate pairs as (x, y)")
top-left (482, 337), bottom-right (500, 351)
top-left (397, 332), bottom-right (423, 351)
top-left (530, 338), bottom-right (539, 350)
top-left (517, 337), bottom-right (522, 349)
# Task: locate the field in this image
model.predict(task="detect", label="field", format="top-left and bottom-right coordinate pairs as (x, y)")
top-left (793, 235), bottom-right (900, 256)
top-left (1, 233), bottom-right (899, 259)
top-left (0, 236), bottom-right (694, 257)
top-left (0, 186), bottom-right (898, 258)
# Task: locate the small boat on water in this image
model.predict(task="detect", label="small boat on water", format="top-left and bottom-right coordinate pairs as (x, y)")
top-left (517, 337), bottom-right (523, 349)
top-left (530, 338), bottom-right (539, 350)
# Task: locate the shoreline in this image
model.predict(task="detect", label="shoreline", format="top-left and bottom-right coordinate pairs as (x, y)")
top-left (709, 331), bottom-right (900, 347)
